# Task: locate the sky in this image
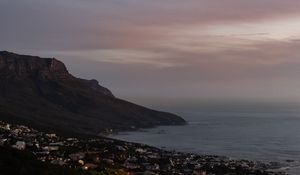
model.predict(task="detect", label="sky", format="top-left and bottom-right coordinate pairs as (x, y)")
top-left (1, 0), bottom-right (300, 106)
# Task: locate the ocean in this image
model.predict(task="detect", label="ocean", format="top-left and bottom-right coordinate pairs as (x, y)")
top-left (110, 102), bottom-right (300, 174)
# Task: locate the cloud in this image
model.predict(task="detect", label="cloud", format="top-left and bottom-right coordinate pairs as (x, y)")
top-left (2, 0), bottom-right (300, 101)
top-left (2, 0), bottom-right (300, 51)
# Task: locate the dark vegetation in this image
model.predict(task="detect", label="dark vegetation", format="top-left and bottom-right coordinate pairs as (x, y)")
top-left (0, 146), bottom-right (89, 175)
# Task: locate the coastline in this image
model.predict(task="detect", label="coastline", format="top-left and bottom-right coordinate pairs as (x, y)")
top-left (98, 122), bottom-right (187, 136)
top-left (0, 120), bottom-right (287, 175)
top-left (109, 118), bottom-right (300, 175)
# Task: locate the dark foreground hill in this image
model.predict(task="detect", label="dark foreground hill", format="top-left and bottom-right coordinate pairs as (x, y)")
top-left (0, 51), bottom-right (185, 136)
top-left (0, 146), bottom-right (90, 175)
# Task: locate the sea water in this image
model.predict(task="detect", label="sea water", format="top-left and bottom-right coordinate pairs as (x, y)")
top-left (111, 102), bottom-right (300, 174)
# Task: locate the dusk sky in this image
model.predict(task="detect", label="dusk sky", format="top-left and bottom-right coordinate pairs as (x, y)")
top-left (2, 0), bottom-right (300, 106)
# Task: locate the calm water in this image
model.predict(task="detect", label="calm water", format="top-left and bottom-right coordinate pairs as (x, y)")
top-left (111, 103), bottom-right (300, 174)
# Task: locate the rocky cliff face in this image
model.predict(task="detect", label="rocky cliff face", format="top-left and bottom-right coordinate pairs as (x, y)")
top-left (0, 51), bottom-right (185, 136)
top-left (0, 51), bottom-right (114, 97)
top-left (0, 52), bottom-right (67, 77)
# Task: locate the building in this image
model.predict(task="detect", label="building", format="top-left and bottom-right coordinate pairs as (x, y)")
top-left (12, 141), bottom-right (26, 150)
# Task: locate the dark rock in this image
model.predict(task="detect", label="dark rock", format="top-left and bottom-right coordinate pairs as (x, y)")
top-left (0, 51), bottom-right (186, 137)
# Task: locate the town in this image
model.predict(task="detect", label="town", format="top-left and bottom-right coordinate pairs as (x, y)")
top-left (0, 121), bottom-right (287, 175)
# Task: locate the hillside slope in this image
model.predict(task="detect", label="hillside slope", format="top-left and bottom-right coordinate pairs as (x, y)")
top-left (0, 51), bottom-right (185, 136)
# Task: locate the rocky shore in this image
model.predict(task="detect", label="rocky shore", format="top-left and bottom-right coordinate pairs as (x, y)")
top-left (0, 120), bottom-right (287, 175)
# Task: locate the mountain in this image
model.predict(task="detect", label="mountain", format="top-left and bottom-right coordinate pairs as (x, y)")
top-left (0, 51), bottom-right (185, 136)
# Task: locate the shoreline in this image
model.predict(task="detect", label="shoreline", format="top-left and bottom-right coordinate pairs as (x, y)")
top-left (0, 120), bottom-right (288, 175)
top-left (97, 121), bottom-right (188, 136)
top-left (109, 124), bottom-right (300, 175)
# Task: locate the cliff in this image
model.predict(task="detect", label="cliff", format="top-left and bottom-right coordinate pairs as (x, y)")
top-left (0, 51), bottom-right (185, 136)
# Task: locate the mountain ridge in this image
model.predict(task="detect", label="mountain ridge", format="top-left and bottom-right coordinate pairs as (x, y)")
top-left (0, 51), bottom-right (185, 137)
